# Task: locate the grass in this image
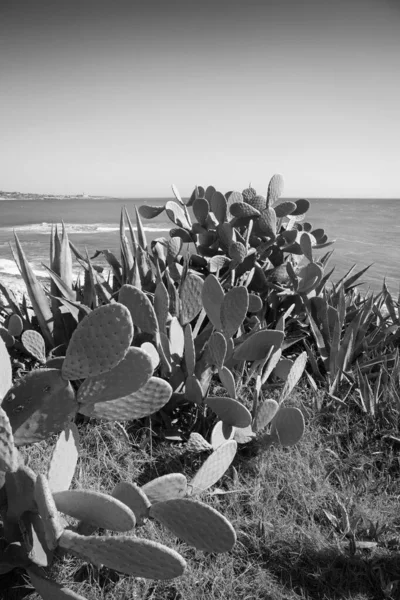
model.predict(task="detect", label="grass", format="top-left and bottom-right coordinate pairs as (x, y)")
top-left (2, 383), bottom-right (400, 600)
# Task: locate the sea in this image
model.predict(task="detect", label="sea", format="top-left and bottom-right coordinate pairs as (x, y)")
top-left (0, 196), bottom-right (399, 296)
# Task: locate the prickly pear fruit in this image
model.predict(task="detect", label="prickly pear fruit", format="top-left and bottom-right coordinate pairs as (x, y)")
top-left (59, 530), bottom-right (187, 579)
top-left (2, 369), bottom-right (77, 446)
top-left (62, 303), bottom-right (134, 380)
top-left (150, 498), bottom-right (236, 553)
top-left (53, 489), bottom-right (136, 531)
top-left (142, 473), bottom-right (187, 504)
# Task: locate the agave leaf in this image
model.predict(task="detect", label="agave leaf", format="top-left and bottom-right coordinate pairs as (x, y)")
top-left (12, 234), bottom-right (54, 347)
top-left (41, 264), bottom-right (76, 302)
top-left (120, 209), bottom-right (134, 283)
top-left (135, 206), bottom-right (148, 250)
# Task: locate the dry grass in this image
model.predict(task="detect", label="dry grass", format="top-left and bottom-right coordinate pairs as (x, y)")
top-left (2, 386), bottom-right (400, 600)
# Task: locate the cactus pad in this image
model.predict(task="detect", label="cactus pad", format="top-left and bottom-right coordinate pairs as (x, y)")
top-left (186, 432), bottom-right (213, 453)
top-left (150, 498), bottom-right (236, 553)
top-left (169, 317), bottom-right (185, 358)
top-left (248, 294), bottom-right (263, 313)
top-left (233, 329), bottom-right (284, 361)
top-left (211, 420), bottom-right (234, 450)
top-left (21, 330), bottom-right (46, 363)
top-left (230, 202), bottom-right (260, 219)
top-left (291, 198), bottom-right (310, 216)
top-left (59, 530), bottom-right (187, 579)
top-left (273, 358), bottom-right (294, 381)
top-left (138, 204), bottom-right (165, 219)
top-left (7, 314), bottom-right (23, 337)
top-left (119, 284), bottom-right (158, 336)
top-left (257, 207), bottom-right (277, 238)
top-left (218, 366), bottom-right (236, 399)
top-left (28, 569), bottom-right (88, 600)
top-left (179, 271), bottom-right (204, 325)
top-left (270, 406), bottom-right (305, 447)
top-left (77, 347), bottom-right (153, 405)
top-left (47, 423), bottom-right (79, 493)
top-left (34, 474), bottom-right (64, 550)
top-left (206, 397), bottom-right (251, 428)
top-left (233, 424), bottom-right (256, 444)
top-left (5, 463), bottom-right (37, 519)
top-left (0, 337), bottom-right (12, 402)
top-left (141, 342), bottom-right (160, 370)
top-left (193, 197), bottom-right (210, 226)
top-left (2, 369), bottom-right (77, 446)
top-left (111, 481), bottom-right (151, 526)
top-left (279, 351), bottom-right (307, 403)
top-left (79, 376), bottom-right (172, 421)
top-left (253, 398), bottom-right (279, 432)
top-left (209, 331), bottom-right (227, 368)
top-left (0, 406), bottom-right (15, 472)
top-left (0, 327), bottom-right (15, 348)
top-left (274, 201), bottom-right (296, 218)
top-left (53, 489), bottom-right (136, 531)
top-left (142, 473), bottom-right (187, 504)
top-left (266, 174), bottom-right (284, 206)
top-left (210, 191), bottom-right (228, 224)
top-left (184, 324), bottom-right (195, 376)
top-left (185, 375), bottom-right (203, 405)
top-left (62, 304), bottom-right (134, 380)
top-left (189, 440), bottom-right (237, 495)
top-left (202, 274), bottom-right (224, 331)
top-left (220, 286), bottom-right (248, 339)
top-left (165, 200), bottom-right (191, 229)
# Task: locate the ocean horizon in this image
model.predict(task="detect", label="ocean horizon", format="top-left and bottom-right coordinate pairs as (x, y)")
top-left (0, 195), bottom-right (398, 295)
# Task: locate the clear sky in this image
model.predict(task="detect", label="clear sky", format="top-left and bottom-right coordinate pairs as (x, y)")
top-left (1, 0), bottom-right (399, 198)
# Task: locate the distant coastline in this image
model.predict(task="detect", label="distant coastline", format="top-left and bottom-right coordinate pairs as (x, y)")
top-left (0, 191), bottom-right (109, 201)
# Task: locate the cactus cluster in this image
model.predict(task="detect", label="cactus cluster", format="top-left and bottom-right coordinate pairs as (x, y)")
top-left (0, 411), bottom-right (237, 597)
